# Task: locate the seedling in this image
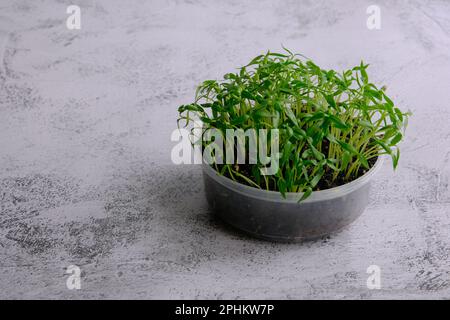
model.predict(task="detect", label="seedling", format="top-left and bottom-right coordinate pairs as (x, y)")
top-left (178, 49), bottom-right (410, 200)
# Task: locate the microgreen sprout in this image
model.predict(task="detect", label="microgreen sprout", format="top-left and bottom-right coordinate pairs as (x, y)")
top-left (178, 49), bottom-right (410, 200)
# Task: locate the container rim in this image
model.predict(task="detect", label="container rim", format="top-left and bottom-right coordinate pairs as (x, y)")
top-left (202, 155), bottom-right (385, 203)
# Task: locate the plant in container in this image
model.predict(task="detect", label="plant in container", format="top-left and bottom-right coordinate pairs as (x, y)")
top-left (177, 49), bottom-right (410, 242)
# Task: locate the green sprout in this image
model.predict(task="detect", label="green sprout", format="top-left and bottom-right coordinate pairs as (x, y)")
top-left (178, 49), bottom-right (410, 200)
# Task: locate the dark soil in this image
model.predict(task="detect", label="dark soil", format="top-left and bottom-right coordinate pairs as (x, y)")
top-left (315, 156), bottom-right (377, 190)
top-left (214, 156), bottom-right (377, 192)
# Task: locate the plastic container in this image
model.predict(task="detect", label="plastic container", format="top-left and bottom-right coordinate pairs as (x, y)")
top-left (202, 156), bottom-right (384, 242)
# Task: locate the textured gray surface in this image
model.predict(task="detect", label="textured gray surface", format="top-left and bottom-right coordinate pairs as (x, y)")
top-left (1, 0), bottom-right (450, 299)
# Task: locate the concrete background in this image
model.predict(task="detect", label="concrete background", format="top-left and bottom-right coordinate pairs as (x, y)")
top-left (1, 0), bottom-right (450, 299)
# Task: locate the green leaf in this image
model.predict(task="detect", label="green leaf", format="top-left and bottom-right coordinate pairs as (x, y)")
top-left (178, 104), bottom-right (203, 113)
top-left (394, 107), bottom-right (404, 122)
top-left (310, 170), bottom-right (324, 188)
top-left (393, 148), bottom-right (400, 169)
top-left (374, 139), bottom-right (392, 155)
top-left (364, 88), bottom-right (382, 100)
top-left (390, 132), bottom-right (403, 146)
top-left (278, 179), bottom-right (287, 198)
top-left (358, 154), bottom-right (369, 169)
top-left (245, 55), bottom-right (263, 67)
top-left (231, 114), bottom-right (250, 125)
top-left (224, 73), bottom-right (237, 80)
top-left (299, 187), bottom-right (313, 202)
top-left (325, 95), bottom-right (336, 108)
top-left (255, 109), bottom-right (274, 118)
top-left (384, 93), bottom-right (394, 107)
top-left (285, 107), bottom-right (299, 127)
top-left (328, 114), bottom-right (350, 130)
top-left (302, 149), bottom-right (311, 159)
top-left (358, 120), bottom-right (374, 128)
top-left (294, 127), bottom-right (307, 139)
top-left (251, 165), bottom-right (261, 185)
top-left (241, 90), bottom-right (255, 100)
top-left (281, 141), bottom-right (293, 165)
top-left (326, 159), bottom-right (338, 171)
top-left (268, 52), bottom-right (289, 58)
top-left (342, 151), bottom-right (351, 169)
top-left (310, 144), bottom-right (324, 161)
top-left (360, 61), bottom-right (369, 84)
top-left (326, 133), bottom-right (338, 144)
top-left (338, 140), bottom-right (359, 155)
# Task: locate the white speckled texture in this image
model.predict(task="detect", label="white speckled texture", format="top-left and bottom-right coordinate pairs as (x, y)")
top-left (1, 0), bottom-right (450, 299)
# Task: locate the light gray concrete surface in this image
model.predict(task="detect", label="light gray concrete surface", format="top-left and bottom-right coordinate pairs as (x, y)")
top-left (1, 0), bottom-right (450, 299)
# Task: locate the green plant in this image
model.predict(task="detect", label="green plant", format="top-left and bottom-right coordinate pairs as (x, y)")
top-left (178, 49), bottom-right (410, 200)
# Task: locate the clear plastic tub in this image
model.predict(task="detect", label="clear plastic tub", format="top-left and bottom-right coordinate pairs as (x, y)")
top-left (202, 156), bottom-right (384, 242)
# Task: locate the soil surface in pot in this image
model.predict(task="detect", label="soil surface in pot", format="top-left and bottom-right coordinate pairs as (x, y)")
top-left (214, 155), bottom-right (378, 192)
